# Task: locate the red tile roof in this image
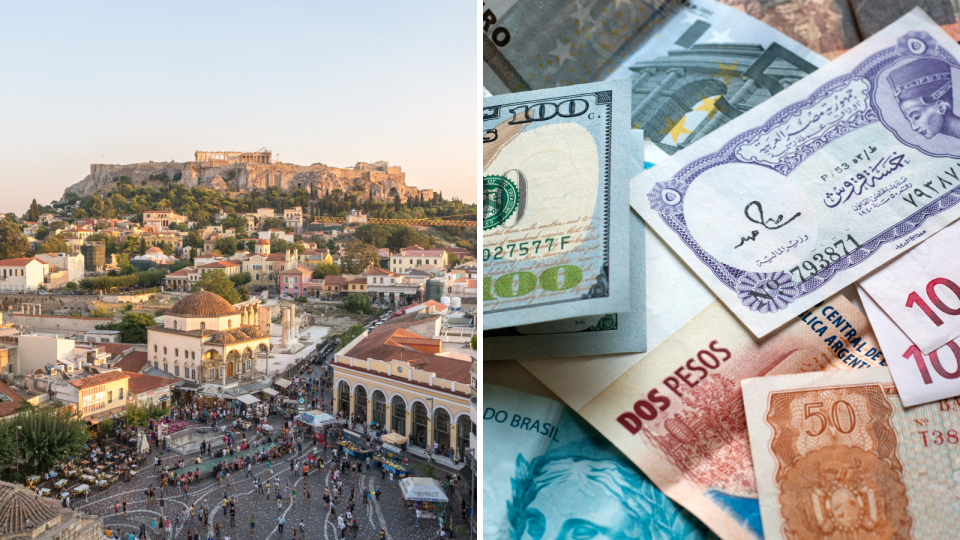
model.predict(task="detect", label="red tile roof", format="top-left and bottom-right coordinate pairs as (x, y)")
top-left (366, 268), bottom-right (400, 277)
top-left (0, 380), bottom-right (25, 418)
top-left (113, 351), bottom-right (148, 373)
top-left (0, 258), bottom-right (45, 267)
top-left (346, 320), bottom-right (469, 384)
top-left (68, 370), bottom-right (130, 389)
top-left (125, 372), bottom-right (179, 396)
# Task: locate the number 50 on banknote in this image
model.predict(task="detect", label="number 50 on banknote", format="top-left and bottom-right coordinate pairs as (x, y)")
top-left (632, 9), bottom-right (960, 338)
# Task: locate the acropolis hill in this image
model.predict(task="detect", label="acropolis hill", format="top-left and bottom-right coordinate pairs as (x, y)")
top-left (61, 149), bottom-right (432, 202)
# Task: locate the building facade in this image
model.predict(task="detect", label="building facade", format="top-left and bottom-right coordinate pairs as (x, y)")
top-left (332, 321), bottom-right (473, 459)
top-left (146, 292), bottom-right (270, 386)
top-left (0, 258), bottom-right (46, 292)
top-left (389, 246), bottom-right (449, 273)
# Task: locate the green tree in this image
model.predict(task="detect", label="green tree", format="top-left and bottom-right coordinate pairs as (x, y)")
top-left (184, 231), bottom-right (203, 250)
top-left (340, 241), bottom-right (380, 274)
top-left (191, 269), bottom-right (241, 304)
top-left (229, 272), bottom-right (252, 286)
top-left (158, 241), bottom-right (173, 255)
top-left (139, 237), bottom-right (147, 255)
top-left (29, 200), bottom-right (40, 222)
top-left (65, 281), bottom-right (78, 290)
top-left (74, 208), bottom-right (87, 219)
top-left (17, 406), bottom-right (90, 474)
top-left (471, 336), bottom-right (477, 350)
top-left (35, 225), bottom-right (49, 241)
top-left (311, 261), bottom-right (341, 279)
top-left (342, 293), bottom-right (376, 315)
top-left (261, 217), bottom-right (284, 231)
top-left (214, 237), bottom-right (238, 256)
top-left (37, 235), bottom-right (71, 254)
top-left (89, 306), bottom-right (111, 318)
top-left (118, 312), bottom-right (156, 343)
top-left (0, 217), bottom-right (29, 259)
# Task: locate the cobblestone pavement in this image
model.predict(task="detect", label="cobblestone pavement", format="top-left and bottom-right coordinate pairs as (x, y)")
top-left (74, 360), bottom-right (470, 540)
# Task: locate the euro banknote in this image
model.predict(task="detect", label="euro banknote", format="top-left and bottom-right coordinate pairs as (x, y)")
top-left (859, 284), bottom-right (960, 406)
top-left (483, 0), bottom-right (826, 156)
top-left (521, 295), bottom-right (883, 540)
top-left (483, 79), bottom-right (632, 330)
top-left (631, 9), bottom-right (960, 339)
top-left (483, 384), bottom-right (718, 540)
top-left (742, 367), bottom-right (960, 540)
top-left (859, 220), bottom-right (960, 354)
top-left (484, 130), bottom-right (646, 359)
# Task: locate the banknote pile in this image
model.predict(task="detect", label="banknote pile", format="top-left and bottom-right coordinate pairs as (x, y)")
top-left (483, 2), bottom-right (960, 538)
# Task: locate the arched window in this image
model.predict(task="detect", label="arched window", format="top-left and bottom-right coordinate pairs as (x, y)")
top-left (391, 396), bottom-right (407, 436)
top-left (173, 320), bottom-right (178, 329)
top-left (200, 322), bottom-right (206, 330)
top-left (154, 345), bottom-right (157, 352)
top-left (457, 415), bottom-right (472, 460)
top-left (434, 408), bottom-right (450, 448)
top-left (372, 391), bottom-right (386, 427)
top-left (228, 320), bottom-right (232, 328)
top-left (163, 347), bottom-right (167, 354)
top-left (191, 351), bottom-right (195, 360)
top-left (174, 348), bottom-right (178, 357)
top-left (412, 402), bottom-right (429, 446)
top-left (192, 369), bottom-right (196, 379)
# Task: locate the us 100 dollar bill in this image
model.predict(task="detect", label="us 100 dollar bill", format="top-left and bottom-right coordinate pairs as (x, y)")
top-left (743, 367), bottom-right (960, 540)
top-left (521, 295), bottom-right (883, 540)
top-left (484, 130), bottom-right (646, 359)
top-left (483, 79), bottom-right (631, 330)
top-left (632, 8), bottom-right (960, 338)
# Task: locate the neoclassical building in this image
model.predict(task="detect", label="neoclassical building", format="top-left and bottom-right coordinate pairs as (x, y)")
top-left (332, 315), bottom-right (474, 459)
top-left (147, 291), bottom-right (271, 386)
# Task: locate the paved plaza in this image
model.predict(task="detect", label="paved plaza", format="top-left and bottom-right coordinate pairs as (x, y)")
top-left (74, 361), bottom-right (470, 540)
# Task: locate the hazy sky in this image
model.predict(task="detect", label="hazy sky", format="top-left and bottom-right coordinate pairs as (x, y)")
top-left (0, 2), bottom-right (477, 214)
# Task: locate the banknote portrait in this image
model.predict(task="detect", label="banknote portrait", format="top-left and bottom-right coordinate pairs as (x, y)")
top-left (875, 32), bottom-right (960, 156)
top-left (507, 452), bottom-right (711, 540)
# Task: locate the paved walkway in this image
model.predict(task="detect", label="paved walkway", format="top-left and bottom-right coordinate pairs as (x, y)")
top-left (76, 360), bottom-right (465, 540)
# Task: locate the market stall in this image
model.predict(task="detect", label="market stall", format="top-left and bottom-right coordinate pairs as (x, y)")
top-left (295, 410), bottom-right (336, 429)
top-left (381, 432), bottom-right (408, 451)
top-left (374, 454), bottom-right (409, 478)
top-left (399, 477), bottom-right (448, 517)
top-left (339, 440), bottom-right (375, 459)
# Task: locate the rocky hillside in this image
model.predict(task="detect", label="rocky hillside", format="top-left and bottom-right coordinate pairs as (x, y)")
top-left (61, 160), bottom-right (423, 202)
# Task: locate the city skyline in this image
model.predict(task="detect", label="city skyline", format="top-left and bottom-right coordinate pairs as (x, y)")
top-left (0, 1), bottom-right (477, 214)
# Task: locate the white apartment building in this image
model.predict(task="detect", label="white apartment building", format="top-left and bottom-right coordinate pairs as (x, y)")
top-left (0, 258), bottom-right (46, 292)
top-left (34, 252), bottom-right (85, 282)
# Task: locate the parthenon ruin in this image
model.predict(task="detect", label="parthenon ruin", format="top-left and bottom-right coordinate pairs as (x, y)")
top-left (195, 150), bottom-right (272, 164)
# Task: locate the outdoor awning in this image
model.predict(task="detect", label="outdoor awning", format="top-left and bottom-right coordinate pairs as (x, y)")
top-left (237, 394), bottom-right (260, 405)
top-left (399, 477), bottom-right (448, 503)
top-left (295, 411), bottom-right (336, 428)
top-left (381, 432), bottom-right (408, 446)
top-left (275, 378), bottom-right (292, 388)
top-left (262, 388), bottom-right (279, 396)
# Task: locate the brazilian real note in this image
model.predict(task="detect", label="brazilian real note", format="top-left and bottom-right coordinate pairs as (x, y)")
top-left (483, 79), bottom-right (631, 331)
top-left (632, 8), bottom-right (960, 339)
top-left (483, 384), bottom-right (717, 540)
top-left (520, 295), bottom-right (884, 540)
top-left (743, 367), bottom-right (960, 540)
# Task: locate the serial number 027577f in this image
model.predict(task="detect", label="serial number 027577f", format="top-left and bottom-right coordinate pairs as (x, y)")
top-left (483, 235), bottom-right (572, 262)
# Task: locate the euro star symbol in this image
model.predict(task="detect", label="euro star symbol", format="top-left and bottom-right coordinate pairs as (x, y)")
top-left (712, 61), bottom-right (741, 86)
top-left (659, 115), bottom-right (692, 143)
top-left (570, 0), bottom-right (593, 26)
top-left (693, 94), bottom-right (722, 120)
top-left (708, 28), bottom-right (734, 44)
top-left (549, 39), bottom-right (573, 68)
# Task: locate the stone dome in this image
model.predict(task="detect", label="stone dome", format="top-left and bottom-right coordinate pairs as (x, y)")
top-left (230, 328), bottom-right (249, 340)
top-left (209, 331), bottom-right (237, 344)
top-left (0, 481), bottom-right (61, 536)
top-left (255, 239), bottom-right (270, 245)
top-left (244, 326), bottom-right (264, 338)
top-left (145, 246), bottom-right (164, 254)
top-left (168, 290), bottom-right (238, 318)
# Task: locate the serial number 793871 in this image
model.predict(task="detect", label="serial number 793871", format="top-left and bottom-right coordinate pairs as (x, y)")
top-left (484, 236), bottom-right (572, 261)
